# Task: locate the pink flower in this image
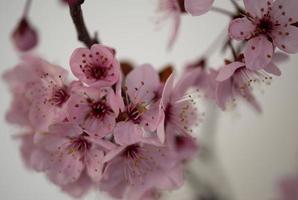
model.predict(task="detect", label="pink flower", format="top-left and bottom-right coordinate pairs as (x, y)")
top-left (185, 0), bottom-right (214, 16)
top-left (5, 93), bottom-right (31, 127)
top-left (100, 143), bottom-right (184, 199)
top-left (157, 69), bottom-right (201, 143)
top-left (158, 0), bottom-right (183, 49)
top-left (279, 176), bottom-right (298, 200)
top-left (3, 56), bottom-right (68, 128)
top-left (28, 68), bottom-right (71, 132)
top-left (67, 85), bottom-right (119, 137)
top-left (229, 0), bottom-right (298, 70)
top-left (113, 64), bottom-right (162, 145)
top-left (34, 122), bottom-right (113, 185)
top-left (215, 57), bottom-right (281, 112)
top-left (17, 131), bottom-right (94, 198)
top-left (11, 18), bottom-right (38, 52)
top-left (70, 44), bottom-right (120, 87)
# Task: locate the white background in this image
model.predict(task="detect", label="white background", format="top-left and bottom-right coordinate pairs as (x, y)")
top-left (0, 0), bottom-right (297, 200)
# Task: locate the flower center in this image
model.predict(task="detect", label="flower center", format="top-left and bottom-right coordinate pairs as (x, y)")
top-left (122, 144), bottom-right (140, 159)
top-left (68, 133), bottom-right (91, 154)
top-left (82, 64), bottom-right (108, 80)
top-left (127, 104), bottom-right (147, 124)
top-left (49, 87), bottom-right (69, 107)
top-left (257, 17), bottom-right (274, 34)
top-left (88, 97), bottom-right (113, 120)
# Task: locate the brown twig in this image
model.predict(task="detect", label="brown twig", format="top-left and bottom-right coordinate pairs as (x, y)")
top-left (69, 0), bottom-right (99, 48)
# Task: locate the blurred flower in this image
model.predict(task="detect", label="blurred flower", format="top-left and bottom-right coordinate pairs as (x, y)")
top-left (229, 0), bottom-right (298, 70)
top-left (279, 176), bottom-right (298, 200)
top-left (185, 0), bottom-right (214, 16)
top-left (215, 55), bottom-right (281, 112)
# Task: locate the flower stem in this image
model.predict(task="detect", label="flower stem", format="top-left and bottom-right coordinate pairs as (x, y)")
top-left (23, 0), bottom-right (32, 18)
top-left (69, 0), bottom-right (99, 48)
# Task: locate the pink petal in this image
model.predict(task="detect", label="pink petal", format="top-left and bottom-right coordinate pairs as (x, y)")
top-left (161, 73), bottom-right (175, 109)
top-left (61, 174), bottom-right (92, 199)
top-left (5, 93), bottom-right (30, 127)
top-left (141, 102), bottom-right (162, 132)
top-left (216, 62), bottom-right (245, 82)
top-left (244, 35), bottom-right (274, 70)
top-left (113, 121), bottom-right (143, 145)
top-left (173, 67), bottom-right (201, 100)
top-left (185, 0), bottom-right (214, 16)
top-left (273, 25), bottom-right (298, 53)
top-left (103, 146), bottom-right (126, 163)
top-left (215, 79), bottom-right (233, 110)
top-left (229, 17), bottom-right (256, 41)
top-left (47, 151), bottom-right (84, 185)
top-left (264, 62), bottom-right (282, 76)
top-left (85, 149), bottom-right (104, 182)
top-left (272, 0), bottom-right (298, 25)
top-left (243, 0), bottom-right (273, 18)
top-left (125, 64), bottom-right (160, 104)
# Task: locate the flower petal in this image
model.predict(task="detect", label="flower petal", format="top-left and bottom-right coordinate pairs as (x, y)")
top-left (243, 0), bottom-right (273, 18)
top-left (273, 25), bottom-right (298, 53)
top-left (113, 121), bottom-right (143, 145)
top-left (86, 149), bottom-right (104, 182)
top-left (272, 0), bottom-right (298, 25)
top-left (244, 35), bottom-right (274, 70)
top-left (126, 64), bottom-right (160, 104)
top-left (263, 62), bottom-right (282, 76)
top-left (216, 62), bottom-right (245, 82)
top-left (185, 0), bottom-right (214, 16)
top-left (229, 17), bottom-right (256, 40)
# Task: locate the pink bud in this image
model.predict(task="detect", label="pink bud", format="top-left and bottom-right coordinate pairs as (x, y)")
top-left (11, 18), bottom-right (38, 52)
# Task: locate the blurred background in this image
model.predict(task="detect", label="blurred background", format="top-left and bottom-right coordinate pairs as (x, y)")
top-left (0, 0), bottom-right (297, 199)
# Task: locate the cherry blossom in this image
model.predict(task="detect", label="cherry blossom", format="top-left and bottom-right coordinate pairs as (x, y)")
top-left (100, 143), bottom-right (184, 199)
top-left (67, 85), bottom-right (119, 137)
top-left (157, 69), bottom-right (201, 143)
top-left (229, 0), bottom-right (298, 70)
top-left (113, 64), bottom-right (162, 145)
top-left (3, 56), bottom-right (68, 128)
top-left (215, 55), bottom-right (281, 112)
top-left (279, 176), bottom-right (298, 200)
top-left (70, 44), bottom-right (120, 87)
top-left (34, 122), bottom-right (112, 185)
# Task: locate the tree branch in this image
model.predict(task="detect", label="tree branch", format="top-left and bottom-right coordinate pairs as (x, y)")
top-left (69, 0), bottom-right (99, 48)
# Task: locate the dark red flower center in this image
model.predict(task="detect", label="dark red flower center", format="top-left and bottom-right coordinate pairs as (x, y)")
top-left (257, 17), bottom-right (274, 34)
top-left (50, 87), bottom-right (69, 107)
top-left (69, 133), bottom-right (91, 153)
top-left (88, 98), bottom-right (113, 120)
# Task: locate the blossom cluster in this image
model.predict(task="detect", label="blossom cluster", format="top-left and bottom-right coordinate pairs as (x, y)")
top-left (4, 44), bottom-right (200, 199)
top-left (5, 0), bottom-right (298, 199)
